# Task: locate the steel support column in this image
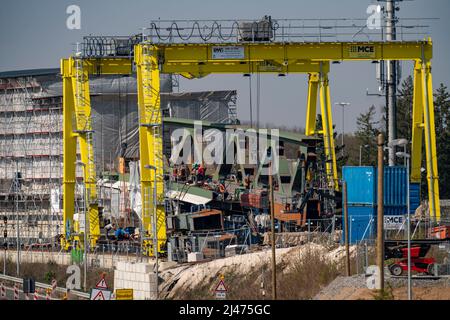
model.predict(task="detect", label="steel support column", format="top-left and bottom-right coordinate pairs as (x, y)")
top-left (318, 70), bottom-right (339, 191)
top-left (422, 61), bottom-right (440, 221)
top-left (61, 58), bottom-right (77, 249)
top-left (135, 44), bottom-right (167, 255)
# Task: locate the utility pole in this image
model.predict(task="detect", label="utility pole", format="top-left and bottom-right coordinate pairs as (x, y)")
top-left (3, 216), bottom-right (7, 275)
top-left (15, 161), bottom-right (20, 277)
top-left (76, 161), bottom-right (88, 291)
top-left (269, 159), bottom-right (277, 300)
top-left (153, 169), bottom-right (159, 300)
top-left (396, 150), bottom-right (412, 300)
top-left (83, 181), bottom-right (88, 292)
top-left (386, 0), bottom-right (398, 166)
top-left (377, 133), bottom-right (385, 291)
top-left (343, 181), bottom-right (351, 276)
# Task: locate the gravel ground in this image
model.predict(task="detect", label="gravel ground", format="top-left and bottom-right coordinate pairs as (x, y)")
top-left (313, 275), bottom-right (366, 300)
top-left (314, 273), bottom-right (450, 300)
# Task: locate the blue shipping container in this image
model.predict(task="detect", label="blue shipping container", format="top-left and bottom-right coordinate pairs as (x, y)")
top-left (383, 166), bottom-right (407, 208)
top-left (410, 183), bottom-right (420, 214)
top-left (343, 166), bottom-right (419, 215)
top-left (341, 206), bottom-right (376, 244)
top-left (342, 167), bottom-right (376, 205)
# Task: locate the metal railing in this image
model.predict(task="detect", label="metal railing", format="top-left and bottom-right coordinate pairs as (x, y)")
top-left (0, 273), bottom-right (90, 299)
top-left (79, 17), bottom-right (435, 58)
top-left (143, 17), bottom-right (433, 44)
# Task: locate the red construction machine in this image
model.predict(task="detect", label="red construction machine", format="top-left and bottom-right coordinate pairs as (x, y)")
top-left (385, 242), bottom-right (436, 276)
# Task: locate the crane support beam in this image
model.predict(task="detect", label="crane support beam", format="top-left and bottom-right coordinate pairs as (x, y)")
top-left (318, 70), bottom-right (339, 191)
top-left (411, 61), bottom-right (424, 182)
top-left (78, 58), bottom-right (133, 75)
top-left (61, 58), bottom-right (100, 249)
top-left (422, 61), bottom-right (440, 221)
top-left (157, 41), bottom-right (432, 66)
top-left (134, 45), bottom-right (167, 255)
top-left (305, 73), bottom-right (319, 136)
top-left (411, 59), bottom-right (441, 221)
top-left (61, 59), bottom-right (77, 250)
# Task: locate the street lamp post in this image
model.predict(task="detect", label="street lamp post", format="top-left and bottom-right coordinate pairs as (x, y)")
top-left (388, 139), bottom-right (411, 299)
top-left (144, 164), bottom-right (159, 299)
top-left (75, 161), bottom-right (88, 292)
top-left (14, 161), bottom-right (20, 277)
top-left (359, 144), bottom-right (369, 166)
top-left (396, 151), bottom-right (411, 301)
top-left (335, 102), bottom-right (351, 158)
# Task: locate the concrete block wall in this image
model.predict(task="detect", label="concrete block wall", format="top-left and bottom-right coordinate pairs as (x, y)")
top-left (114, 262), bottom-right (158, 300)
top-left (3, 250), bottom-right (153, 271)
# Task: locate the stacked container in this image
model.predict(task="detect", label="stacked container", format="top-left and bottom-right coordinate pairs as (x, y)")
top-left (342, 166), bottom-right (420, 244)
top-left (342, 167), bottom-right (377, 244)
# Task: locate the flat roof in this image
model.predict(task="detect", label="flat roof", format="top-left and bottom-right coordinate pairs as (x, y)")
top-left (0, 68), bottom-right (59, 79)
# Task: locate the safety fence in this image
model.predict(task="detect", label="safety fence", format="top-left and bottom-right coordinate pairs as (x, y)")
top-left (0, 273), bottom-right (89, 300)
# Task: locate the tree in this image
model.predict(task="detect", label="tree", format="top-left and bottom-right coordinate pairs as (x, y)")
top-left (434, 83), bottom-right (450, 198)
top-left (390, 79), bottom-right (450, 200)
top-left (355, 105), bottom-right (380, 166)
top-left (396, 76), bottom-right (414, 149)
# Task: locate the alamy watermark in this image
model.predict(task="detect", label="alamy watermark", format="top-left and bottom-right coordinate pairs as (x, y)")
top-left (170, 121), bottom-right (280, 175)
top-left (66, 5), bottom-right (81, 30)
top-left (367, 4), bottom-right (382, 30)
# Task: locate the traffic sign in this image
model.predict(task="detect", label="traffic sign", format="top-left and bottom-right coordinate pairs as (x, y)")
top-left (214, 279), bottom-right (227, 292)
top-left (214, 276), bottom-right (227, 300)
top-left (215, 291), bottom-right (226, 299)
top-left (95, 277), bottom-right (108, 290)
top-left (115, 289), bottom-right (133, 300)
top-left (90, 288), bottom-right (112, 300)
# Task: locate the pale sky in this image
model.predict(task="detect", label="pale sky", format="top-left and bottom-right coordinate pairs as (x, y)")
top-left (1, 0), bottom-right (449, 132)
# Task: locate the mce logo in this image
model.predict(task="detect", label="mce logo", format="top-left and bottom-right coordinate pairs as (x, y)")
top-left (349, 45), bottom-right (375, 54)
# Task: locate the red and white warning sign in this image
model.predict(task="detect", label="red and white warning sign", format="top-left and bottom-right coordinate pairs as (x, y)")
top-left (90, 274), bottom-right (111, 300)
top-left (90, 288), bottom-right (112, 300)
top-left (95, 277), bottom-right (108, 290)
top-left (214, 275), bottom-right (227, 299)
top-left (215, 280), bottom-right (227, 292)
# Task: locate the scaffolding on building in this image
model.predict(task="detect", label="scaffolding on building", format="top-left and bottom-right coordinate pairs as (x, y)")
top-left (0, 76), bottom-right (64, 247)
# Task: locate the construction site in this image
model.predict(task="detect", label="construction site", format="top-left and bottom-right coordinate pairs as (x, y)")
top-left (1, 0), bottom-right (450, 303)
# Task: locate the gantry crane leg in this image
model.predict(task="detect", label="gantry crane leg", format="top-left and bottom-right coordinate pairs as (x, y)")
top-left (61, 58), bottom-right (100, 250)
top-left (305, 73), bottom-right (319, 136)
top-left (135, 44), bottom-right (167, 255)
top-left (411, 60), bottom-right (441, 221)
top-left (305, 69), bottom-right (339, 191)
top-left (62, 59), bottom-right (77, 250)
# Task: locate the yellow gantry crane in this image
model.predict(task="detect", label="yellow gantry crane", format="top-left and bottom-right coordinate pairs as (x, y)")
top-left (61, 37), bottom-right (441, 254)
